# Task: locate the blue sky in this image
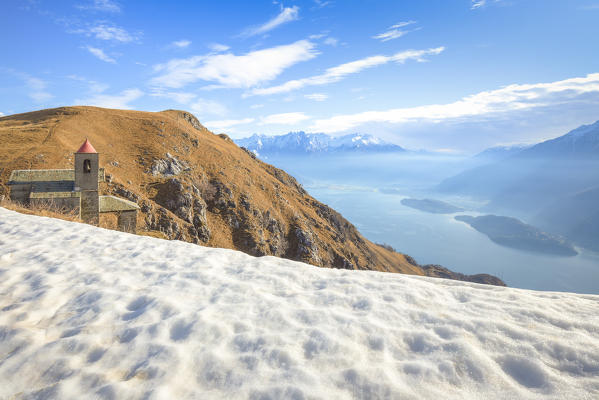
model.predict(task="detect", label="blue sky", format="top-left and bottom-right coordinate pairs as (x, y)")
top-left (1, 0), bottom-right (599, 152)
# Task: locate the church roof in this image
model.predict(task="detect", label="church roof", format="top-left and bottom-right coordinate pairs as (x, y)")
top-left (8, 168), bottom-right (105, 184)
top-left (76, 138), bottom-right (97, 154)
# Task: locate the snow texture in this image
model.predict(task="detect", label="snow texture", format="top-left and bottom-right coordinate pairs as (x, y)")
top-left (0, 207), bottom-right (598, 399)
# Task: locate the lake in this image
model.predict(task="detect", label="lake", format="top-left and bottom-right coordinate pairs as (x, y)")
top-left (265, 153), bottom-right (599, 294)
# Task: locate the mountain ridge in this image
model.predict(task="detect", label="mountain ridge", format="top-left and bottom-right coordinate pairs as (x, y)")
top-left (0, 106), bottom-right (503, 285)
top-left (235, 131), bottom-right (406, 158)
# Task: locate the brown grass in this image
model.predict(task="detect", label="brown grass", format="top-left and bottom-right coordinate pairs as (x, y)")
top-left (1, 198), bottom-right (129, 233)
top-left (0, 197), bottom-right (80, 222)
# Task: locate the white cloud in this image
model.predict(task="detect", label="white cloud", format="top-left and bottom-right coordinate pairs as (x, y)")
top-left (260, 112), bottom-right (310, 125)
top-left (304, 93), bottom-right (328, 101)
top-left (323, 37), bottom-right (338, 46)
top-left (76, 0), bottom-right (121, 12)
top-left (471, 0), bottom-right (502, 9)
top-left (86, 46), bottom-right (116, 63)
top-left (189, 98), bottom-right (227, 117)
top-left (76, 88), bottom-right (143, 109)
top-left (151, 40), bottom-right (318, 89)
top-left (372, 21), bottom-right (417, 42)
top-left (91, 24), bottom-right (135, 42)
top-left (471, 0), bottom-right (486, 9)
top-left (313, 0), bottom-right (331, 8)
top-left (0, 112), bottom-right (4, 117)
top-left (73, 24), bottom-right (138, 42)
top-left (204, 118), bottom-right (255, 131)
top-left (248, 47), bottom-right (444, 96)
top-left (242, 6), bottom-right (300, 37)
top-left (308, 73), bottom-right (599, 132)
top-left (172, 39), bottom-right (191, 48)
top-left (250, 104), bottom-right (264, 109)
top-left (209, 43), bottom-right (230, 52)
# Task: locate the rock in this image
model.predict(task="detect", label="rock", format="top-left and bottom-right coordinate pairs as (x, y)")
top-left (111, 184), bottom-right (139, 203)
top-left (180, 112), bottom-right (204, 131)
top-left (146, 207), bottom-right (181, 240)
top-left (151, 153), bottom-right (190, 177)
top-left (192, 197), bottom-right (210, 242)
top-left (332, 252), bottom-right (354, 270)
top-left (240, 147), bottom-right (257, 159)
top-left (294, 224), bottom-right (321, 264)
top-left (162, 179), bottom-right (194, 223)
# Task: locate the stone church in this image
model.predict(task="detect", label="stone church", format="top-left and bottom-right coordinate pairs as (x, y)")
top-left (8, 139), bottom-right (139, 232)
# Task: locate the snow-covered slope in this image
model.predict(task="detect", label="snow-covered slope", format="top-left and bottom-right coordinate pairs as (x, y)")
top-left (236, 131), bottom-right (405, 158)
top-left (0, 208), bottom-right (598, 399)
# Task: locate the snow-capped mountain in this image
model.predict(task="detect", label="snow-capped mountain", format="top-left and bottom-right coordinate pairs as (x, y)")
top-left (235, 131), bottom-right (406, 157)
top-left (1, 208), bottom-right (598, 399)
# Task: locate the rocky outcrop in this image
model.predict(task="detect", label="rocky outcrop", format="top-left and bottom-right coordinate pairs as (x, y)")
top-left (151, 153), bottom-right (190, 177)
top-left (151, 178), bottom-right (210, 243)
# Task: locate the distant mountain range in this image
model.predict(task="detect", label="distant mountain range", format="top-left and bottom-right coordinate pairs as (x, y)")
top-left (473, 144), bottom-right (531, 163)
top-left (235, 131), bottom-right (406, 157)
top-left (438, 119), bottom-right (599, 251)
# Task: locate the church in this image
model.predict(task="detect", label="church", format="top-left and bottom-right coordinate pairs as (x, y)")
top-left (7, 139), bottom-right (139, 233)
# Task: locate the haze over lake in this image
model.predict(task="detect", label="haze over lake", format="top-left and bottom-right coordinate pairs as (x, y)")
top-left (266, 153), bottom-right (599, 294)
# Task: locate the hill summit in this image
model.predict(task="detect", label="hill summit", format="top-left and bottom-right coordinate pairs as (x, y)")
top-left (0, 106), bottom-right (502, 284)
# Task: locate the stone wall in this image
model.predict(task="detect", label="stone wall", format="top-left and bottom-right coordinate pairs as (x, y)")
top-left (80, 190), bottom-right (99, 225)
top-left (8, 183), bottom-right (31, 203)
top-left (118, 210), bottom-right (137, 233)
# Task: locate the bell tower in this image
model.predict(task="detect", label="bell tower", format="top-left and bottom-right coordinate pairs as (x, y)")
top-left (75, 138), bottom-right (99, 225)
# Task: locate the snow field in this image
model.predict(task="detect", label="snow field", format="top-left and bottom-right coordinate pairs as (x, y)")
top-left (0, 207), bottom-right (598, 399)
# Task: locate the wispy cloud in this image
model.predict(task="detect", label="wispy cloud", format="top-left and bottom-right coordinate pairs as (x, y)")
top-left (76, 0), bottom-right (121, 13)
top-left (313, 0), bottom-right (331, 9)
top-left (372, 21), bottom-right (417, 42)
top-left (151, 40), bottom-right (318, 89)
top-left (90, 24), bottom-right (135, 42)
top-left (471, 0), bottom-right (486, 9)
top-left (172, 39), bottom-right (191, 48)
top-left (209, 43), bottom-right (229, 52)
top-left (304, 93), bottom-right (328, 101)
top-left (260, 112), bottom-right (310, 125)
top-left (471, 0), bottom-right (503, 10)
top-left (308, 73), bottom-right (599, 132)
top-left (73, 23), bottom-right (139, 42)
top-left (86, 46), bottom-right (116, 63)
top-left (242, 6), bottom-right (299, 37)
top-left (67, 74), bottom-right (109, 93)
top-left (26, 77), bottom-right (53, 102)
top-left (323, 37), bottom-right (338, 46)
top-left (2, 69), bottom-right (53, 103)
top-left (204, 118), bottom-right (255, 131)
top-left (76, 88), bottom-right (143, 109)
top-left (247, 47), bottom-right (444, 96)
